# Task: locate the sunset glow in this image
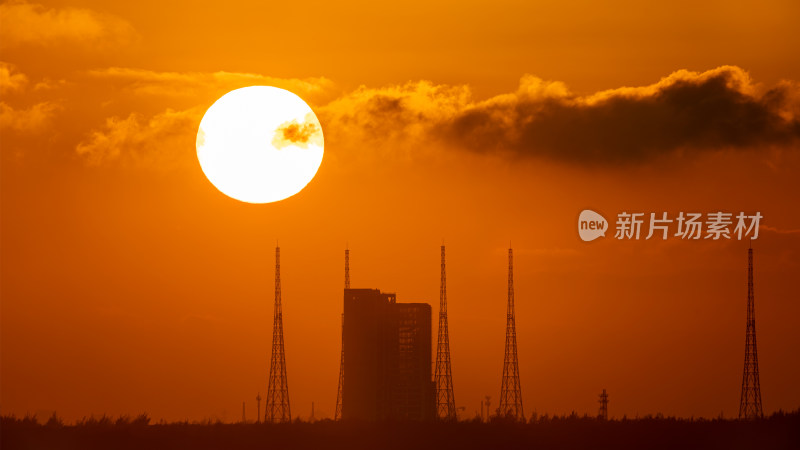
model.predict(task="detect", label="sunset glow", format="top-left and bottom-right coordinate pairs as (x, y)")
top-left (1, 0), bottom-right (799, 431)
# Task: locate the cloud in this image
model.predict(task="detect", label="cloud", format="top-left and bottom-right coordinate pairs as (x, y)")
top-left (73, 69), bottom-right (334, 167)
top-left (448, 66), bottom-right (800, 163)
top-left (72, 65), bottom-right (800, 168)
top-left (76, 108), bottom-right (202, 166)
top-left (86, 67), bottom-right (334, 104)
top-left (272, 113), bottom-right (323, 149)
top-left (318, 80), bottom-right (471, 152)
top-left (0, 61), bottom-right (28, 93)
top-left (0, 101), bottom-right (60, 131)
top-left (320, 66), bottom-right (800, 164)
top-left (0, 0), bottom-right (137, 49)
top-left (760, 225), bottom-right (800, 235)
top-left (33, 78), bottom-right (68, 91)
top-left (0, 62), bottom-right (62, 132)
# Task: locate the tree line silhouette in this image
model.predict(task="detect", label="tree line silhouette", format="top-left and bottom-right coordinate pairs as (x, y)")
top-left (2, 409), bottom-right (799, 450)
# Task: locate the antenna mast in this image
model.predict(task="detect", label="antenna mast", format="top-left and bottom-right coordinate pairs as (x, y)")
top-left (739, 247), bottom-right (763, 419)
top-left (499, 247), bottom-right (524, 421)
top-left (334, 248), bottom-right (349, 420)
top-left (266, 245), bottom-right (291, 422)
top-left (435, 245), bottom-right (457, 420)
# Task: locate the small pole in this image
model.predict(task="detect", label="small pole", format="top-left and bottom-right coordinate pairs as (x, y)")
top-left (256, 393), bottom-right (262, 423)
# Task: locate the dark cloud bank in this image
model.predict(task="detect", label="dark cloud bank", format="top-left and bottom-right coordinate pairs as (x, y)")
top-left (324, 66), bottom-right (800, 164)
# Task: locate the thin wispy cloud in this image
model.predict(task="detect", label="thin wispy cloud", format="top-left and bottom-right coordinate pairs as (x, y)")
top-left (0, 61), bottom-right (28, 93)
top-left (87, 67), bottom-right (335, 104)
top-left (76, 108), bottom-right (202, 166)
top-left (0, 1), bottom-right (138, 49)
top-left (0, 101), bottom-right (60, 132)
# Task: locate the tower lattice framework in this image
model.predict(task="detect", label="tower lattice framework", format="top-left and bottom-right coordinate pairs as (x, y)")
top-left (434, 245), bottom-right (457, 420)
top-left (266, 246), bottom-right (291, 423)
top-left (739, 247), bottom-right (763, 419)
top-left (334, 249), bottom-right (349, 420)
top-left (499, 248), bottom-right (524, 421)
top-left (598, 389), bottom-right (608, 420)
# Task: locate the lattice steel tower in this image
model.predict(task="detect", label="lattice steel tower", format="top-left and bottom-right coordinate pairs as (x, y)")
top-left (266, 246), bottom-right (291, 423)
top-left (739, 246), bottom-right (763, 419)
top-left (499, 248), bottom-right (524, 421)
top-left (435, 245), bottom-right (457, 420)
top-left (598, 389), bottom-right (608, 420)
top-left (334, 248), bottom-right (349, 420)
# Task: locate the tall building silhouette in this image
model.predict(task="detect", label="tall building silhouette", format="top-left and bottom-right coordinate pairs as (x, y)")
top-left (434, 245), bottom-right (457, 420)
top-left (499, 248), bottom-right (524, 420)
top-left (342, 288), bottom-right (434, 420)
top-left (739, 246), bottom-right (763, 419)
top-left (266, 246), bottom-right (291, 423)
top-left (334, 249), bottom-right (349, 420)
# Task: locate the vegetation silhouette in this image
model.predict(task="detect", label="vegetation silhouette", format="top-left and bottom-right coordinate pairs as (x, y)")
top-left (2, 410), bottom-right (799, 450)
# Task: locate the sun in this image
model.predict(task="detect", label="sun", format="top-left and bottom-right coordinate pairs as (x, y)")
top-left (196, 86), bottom-right (324, 203)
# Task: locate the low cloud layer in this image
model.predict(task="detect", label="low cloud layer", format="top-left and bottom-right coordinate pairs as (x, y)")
top-left (69, 65), bottom-right (800, 167)
top-left (321, 66), bottom-right (800, 164)
top-left (447, 66), bottom-right (800, 163)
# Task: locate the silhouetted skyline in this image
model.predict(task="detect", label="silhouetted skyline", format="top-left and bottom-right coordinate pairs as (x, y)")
top-left (3, 0), bottom-right (800, 427)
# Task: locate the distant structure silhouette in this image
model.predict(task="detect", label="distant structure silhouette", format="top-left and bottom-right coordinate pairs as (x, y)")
top-left (343, 288), bottom-right (434, 420)
top-left (242, 401), bottom-right (246, 423)
top-left (499, 248), bottom-right (524, 421)
top-left (266, 246), bottom-right (291, 423)
top-left (255, 392), bottom-right (261, 423)
top-left (739, 246), bottom-right (763, 419)
top-left (310, 402), bottom-right (315, 422)
top-left (335, 314), bottom-right (345, 420)
top-left (598, 389), bottom-right (609, 420)
top-left (484, 395), bottom-right (491, 422)
top-left (344, 248), bottom-right (350, 289)
top-left (334, 249), bottom-right (349, 420)
top-left (435, 245), bottom-right (457, 420)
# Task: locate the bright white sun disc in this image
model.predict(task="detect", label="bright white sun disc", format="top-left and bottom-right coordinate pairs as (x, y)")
top-left (196, 86), bottom-right (324, 203)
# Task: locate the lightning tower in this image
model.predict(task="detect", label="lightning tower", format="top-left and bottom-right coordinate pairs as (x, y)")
top-left (739, 246), bottom-right (763, 419)
top-left (598, 389), bottom-right (608, 420)
top-left (434, 245), bottom-right (457, 420)
top-left (266, 246), bottom-right (291, 423)
top-left (499, 248), bottom-right (524, 421)
top-left (334, 248), bottom-right (349, 420)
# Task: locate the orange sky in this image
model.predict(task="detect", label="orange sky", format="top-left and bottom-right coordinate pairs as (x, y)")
top-left (2, 0), bottom-right (800, 423)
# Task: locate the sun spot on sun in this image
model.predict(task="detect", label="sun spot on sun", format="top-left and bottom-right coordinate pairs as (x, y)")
top-left (272, 113), bottom-right (323, 149)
